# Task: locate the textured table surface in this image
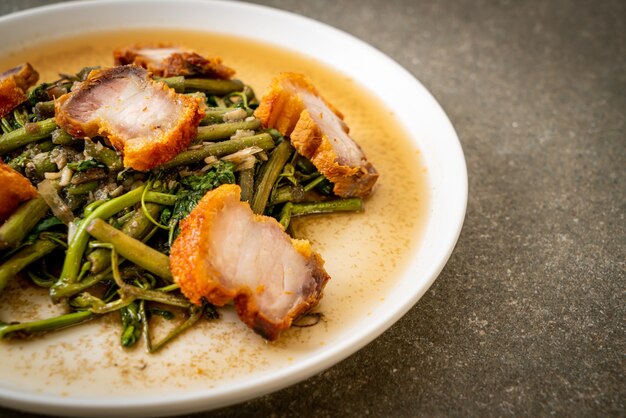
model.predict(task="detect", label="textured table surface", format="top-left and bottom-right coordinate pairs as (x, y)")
top-left (1, 0), bottom-right (624, 417)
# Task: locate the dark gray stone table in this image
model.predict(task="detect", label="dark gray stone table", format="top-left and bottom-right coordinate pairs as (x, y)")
top-left (1, 0), bottom-right (623, 416)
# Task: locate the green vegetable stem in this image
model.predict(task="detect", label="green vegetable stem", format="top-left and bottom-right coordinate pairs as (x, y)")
top-left (0, 118), bottom-right (57, 153)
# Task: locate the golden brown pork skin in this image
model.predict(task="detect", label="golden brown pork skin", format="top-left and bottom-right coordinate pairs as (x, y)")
top-left (170, 184), bottom-right (331, 341)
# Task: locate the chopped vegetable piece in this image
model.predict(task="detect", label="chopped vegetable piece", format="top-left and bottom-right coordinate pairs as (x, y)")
top-left (0, 118), bottom-right (58, 154)
top-left (159, 133), bottom-right (274, 169)
top-left (86, 218), bottom-right (173, 282)
top-left (0, 311), bottom-right (95, 339)
top-left (37, 179), bottom-right (74, 225)
top-left (0, 236), bottom-right (59, 294)
top-left (0, 197), bottom-right (49, 249)
top-left (250, 139), bottom-right (294, 214)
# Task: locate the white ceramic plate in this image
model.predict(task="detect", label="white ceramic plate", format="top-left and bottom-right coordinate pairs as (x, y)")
top-left (0, 1), bottom-right (467, 416)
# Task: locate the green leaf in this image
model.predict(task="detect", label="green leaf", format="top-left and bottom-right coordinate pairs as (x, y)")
top-left (179, 161), bottom-right (236, 192)
top-left (173, 162), bottom-right (235, 221)
top-left (23, 217), bottom-right (64, 245)
top-left (27, 83), bottom-right (51, 105)
top-left (147, 307), bottom-right (175, 320)
top-left (120, 301), bottom-right (142, 348)
top-left (66, 159), bottom-right (105, 172)
top-left (202, 303), bottom-right (220, 320)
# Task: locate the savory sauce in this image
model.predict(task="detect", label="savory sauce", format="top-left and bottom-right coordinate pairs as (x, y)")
top-left (0, 29), bottom-right (429, 396)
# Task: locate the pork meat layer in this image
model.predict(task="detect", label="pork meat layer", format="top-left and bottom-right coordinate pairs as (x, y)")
top-left (254, 72), bottom-right (378, 197)
top-left (55, 65), bottom-right (205, 171)
top-left (170, 184), bottom-right (331, 340)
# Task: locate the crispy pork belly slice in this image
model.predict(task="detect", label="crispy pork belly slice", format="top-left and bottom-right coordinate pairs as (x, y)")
top-left (113, 45), bottom-right (235, 79)
top-left (170, 184), bottom-right (330, 340)
top-left (0, 159), bottom-right (38, 222)
top-left (55, 65), bottom-right (204, 171)
top-left (254, 73), bottom-right (378, 197)
top-left (0, 63), bottom-right (39, 118)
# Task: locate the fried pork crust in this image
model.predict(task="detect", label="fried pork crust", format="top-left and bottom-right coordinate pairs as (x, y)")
top-left (170, 184), bottom-right (331, 340)
top-left (254, 72), bottom-right (378, 197)
top-left (0, 63), bottom-right (39, 118)
top-left (0, 159), bottom-right (38, 222)
top-left (113, 45), bottom-right (235, 79)
top-left (55, 65), bottom-right (205, 171)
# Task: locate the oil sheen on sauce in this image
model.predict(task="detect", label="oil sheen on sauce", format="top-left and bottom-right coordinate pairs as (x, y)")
top-left (0, 30), bottom-right (429, 396)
